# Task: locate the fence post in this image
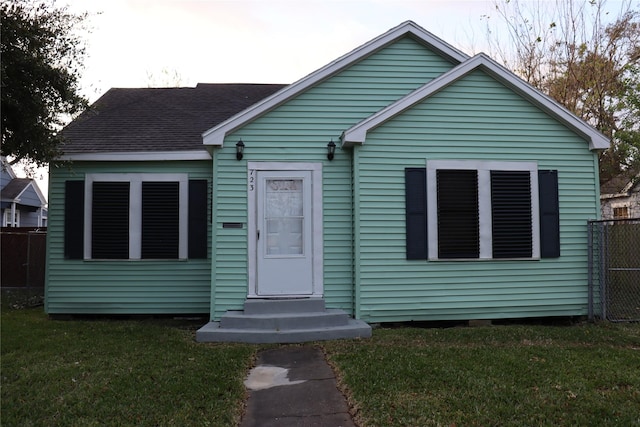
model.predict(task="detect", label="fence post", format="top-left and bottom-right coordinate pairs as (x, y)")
top-left (587, 221), bottom-right (593, 321)
top-left (599, 222), bottom-right (607, 320)
top-left (26, 231), bottom-right (31, 288)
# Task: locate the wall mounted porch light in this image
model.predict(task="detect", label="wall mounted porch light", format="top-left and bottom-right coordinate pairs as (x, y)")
top-left (327, 139), bottom-right (336, 161)
top-left (236, 140), bottom-right (245, 161)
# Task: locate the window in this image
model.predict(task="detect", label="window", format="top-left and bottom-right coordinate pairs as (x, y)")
top-left (2, 209), bottom-right (20, 227)
top-left (141, 182), bottom-right (179, 259)
top-left (613, 206), bottom-right (629, 219)
top-left (436, 169), bottom-right (480, 258)
top-left (92, 181), bottom-right (130, 259)
top-left (405, 161), bottom-right (560, 260)
top-left (490, 170), bottom-right (533, 258)
top-left (64, 175), bottom-right (208, 260)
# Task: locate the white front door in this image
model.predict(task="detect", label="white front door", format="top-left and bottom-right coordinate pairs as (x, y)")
top-left (256, 170), bottom-right (313, 295)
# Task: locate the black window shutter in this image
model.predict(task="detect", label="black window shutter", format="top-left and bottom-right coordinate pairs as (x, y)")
top-left (64, 181), bottom-right (84, 259)
top-left (92, 182), bottom-right (130, 259)
top-left (142, 182), bottom-right (179, 259)
top-left (539, 170), bottom-right (560, 258)
top-left (490, 171), bottom-right (533, 258)
top-left (188, 180), bottom-right (208, 259)
top-left (405, 168), bottom-right (427, 260)
top-left (437, 170), bottom-right (479, 259)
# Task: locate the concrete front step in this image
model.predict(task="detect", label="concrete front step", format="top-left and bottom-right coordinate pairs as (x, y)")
top-left (220, 308), bottom-right (350, 330)
top-left (243, 298), bottom-right (325, 314)
top-left (196, 318), bottom-right (372, 344)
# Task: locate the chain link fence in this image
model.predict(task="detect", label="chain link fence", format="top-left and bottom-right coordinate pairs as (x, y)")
top-left (588, 218), bottom-right (640, 322)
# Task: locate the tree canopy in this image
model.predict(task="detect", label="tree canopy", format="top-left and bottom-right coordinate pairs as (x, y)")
top-left (484, 0), bottom-right (640, 184)
top-left (1, 0), bottom-right (89, 166)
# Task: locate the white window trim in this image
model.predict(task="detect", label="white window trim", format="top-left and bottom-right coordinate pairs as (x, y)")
top-left (426, 160), bottom-right (540, 260)
top-left (612, 205), bottom-right (630, 219)
top-left (3, 207), bottom-right (20, 227)
top-left (84, 173), bottom-right (188, 260)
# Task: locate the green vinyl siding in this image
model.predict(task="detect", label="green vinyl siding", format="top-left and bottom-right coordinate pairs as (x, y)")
top-left (354, 69), bottom-right (600, 322)
top-left (46, 161), bottom-right (212, 314)
top-left (211, 36), bottom-right (457, 319)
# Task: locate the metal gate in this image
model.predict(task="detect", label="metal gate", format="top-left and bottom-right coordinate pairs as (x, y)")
top-left (588, 218), bottom-right (640, 322)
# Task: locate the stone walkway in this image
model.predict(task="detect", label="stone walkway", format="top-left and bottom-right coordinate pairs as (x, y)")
top-left (239, 346), bottom-right (356, 427)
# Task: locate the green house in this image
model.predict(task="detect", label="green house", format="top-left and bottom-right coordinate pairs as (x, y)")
top-left (46, 21), bottom-right (608, 342)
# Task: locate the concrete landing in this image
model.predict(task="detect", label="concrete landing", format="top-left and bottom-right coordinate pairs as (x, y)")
top-left (239, 346), bottom-right (355, 427)
top-left (196, 298), bottom-right (372, 343)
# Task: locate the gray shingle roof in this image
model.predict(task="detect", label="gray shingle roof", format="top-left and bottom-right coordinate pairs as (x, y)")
top-left (61, 83), bottom-right (287, 153)
top-left (601, 170), bottom-right (640, 195)
top-left (1, 178), bottom-right (32, 200)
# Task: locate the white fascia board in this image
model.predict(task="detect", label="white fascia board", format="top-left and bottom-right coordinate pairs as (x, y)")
top-left (621, 172), bottom-right (640, 193)
top-left (11, 180), bottom-right (46, 206)
top-left (11, 182), bottom-right (29, 202)
top-left (342, 53), bottom-right (610, 151)
top-left (202, 20), bottom-right (469, 147)
top-left (58, 150), bottom-right (212, 161)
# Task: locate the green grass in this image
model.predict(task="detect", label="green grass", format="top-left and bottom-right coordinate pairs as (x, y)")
top-left (1, 303), bottom-right (255, 427)
top-left (4, 296), bottom-right (640, 426)
top-left (324, 323), bottom-right (640, 427)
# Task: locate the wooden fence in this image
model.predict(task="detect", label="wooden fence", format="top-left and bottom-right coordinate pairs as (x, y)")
top-left (1, 227), bottom-right (47, 288)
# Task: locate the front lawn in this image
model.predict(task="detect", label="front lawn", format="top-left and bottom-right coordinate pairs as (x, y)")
top-left (1, 304), bottom-right (254, 426)
top-left (324, 322), bottom-right (640, 426)
top-left (3, 298), bottom-right (639, 426)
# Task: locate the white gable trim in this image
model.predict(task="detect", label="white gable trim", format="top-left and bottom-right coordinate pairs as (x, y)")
top-left (59, 150), bottom-right (212, 161)
top-left (342, 53), bottom-right (609, 151)
top-left (3, 180), bottom-right (46, 207)
top-left (202, 21), bottom-right (468, 147)
top-left (621, 172), bottom-right (640, 193)
top-left (18, 180), bottom-right (46, 206)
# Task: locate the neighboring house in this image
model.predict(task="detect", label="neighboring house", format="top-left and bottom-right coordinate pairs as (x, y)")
top-left (600, 172), bottom-right (640, 219)
top-left (1, 157), bottom-right (47, 227)
top-left (46, 21), bottom-right (608, 341)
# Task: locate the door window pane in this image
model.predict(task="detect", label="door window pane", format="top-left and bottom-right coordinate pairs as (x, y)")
top-left (265, 179), bottom-right (303, 255)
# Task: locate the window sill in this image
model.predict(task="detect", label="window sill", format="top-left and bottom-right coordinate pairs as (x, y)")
top-left (427, 257), bottom-right (541, 262)
top-left (82, 258), bottom-right (193, 262)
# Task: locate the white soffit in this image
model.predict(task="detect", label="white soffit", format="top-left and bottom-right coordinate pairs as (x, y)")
top-left (341, 53), bottom-right (610, 151)
top-left (201, 20), bottom-right (469, 147)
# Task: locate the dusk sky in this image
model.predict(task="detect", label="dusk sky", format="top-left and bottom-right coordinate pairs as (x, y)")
top-left (20, 0), bottom-right (638, 197)
top-left (66, 0), bottom-right (504, 101)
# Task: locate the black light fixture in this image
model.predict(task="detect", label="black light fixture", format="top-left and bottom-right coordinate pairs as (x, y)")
top-left (236, 140), bottom-right (245, 161)
top-left (327, 139), bottom-right (336, 161)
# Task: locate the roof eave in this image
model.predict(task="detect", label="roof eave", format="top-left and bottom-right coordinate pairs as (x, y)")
top-left (202, 20), bottom-right (469, 147)
top-left (58, 150), bottom-right (212, 161)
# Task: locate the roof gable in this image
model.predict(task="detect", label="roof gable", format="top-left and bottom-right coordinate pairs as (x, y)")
top-left (1, 178), bottom-right (46, 206)
top-left (342, 53), bottom-right (609, 151)
top-left (202, 21), bottom-right (469, 147)
top-left (1, 157), bottom-right (18, 190)
top-left (1, 157), bottom-right (17, 180)
top-left (601, 171), bottom-right (640, 195)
